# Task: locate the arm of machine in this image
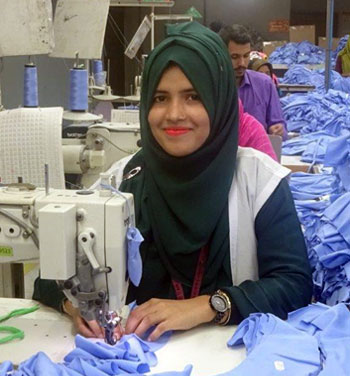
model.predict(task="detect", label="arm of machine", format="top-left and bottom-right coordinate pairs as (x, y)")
top-left (0, 183), bottom-right (134, 344)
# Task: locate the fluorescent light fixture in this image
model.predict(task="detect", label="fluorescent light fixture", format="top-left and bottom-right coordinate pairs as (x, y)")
top-left (124, 16), bottom-right (152, 59)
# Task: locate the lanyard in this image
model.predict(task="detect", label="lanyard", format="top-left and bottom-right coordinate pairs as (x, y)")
top-left (171, 245), bottom-right (209, 300)
top-left (0, 304), bottom-right (39, 345)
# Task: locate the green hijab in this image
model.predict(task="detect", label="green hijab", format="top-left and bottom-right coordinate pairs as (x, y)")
top-left (338, 37), bottom-right (350, 73)
top-left (121, 22), bottom-right (238, 295)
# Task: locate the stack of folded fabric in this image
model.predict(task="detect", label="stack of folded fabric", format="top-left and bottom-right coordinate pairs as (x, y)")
top-left (282, 131), bottom-right (338, 164)
top-left (280, 65), bottom-right (350, 93)
top-left (269, 41), bottom-right (326, 65)
top-left (281, 89), bottom-right (350, 134)
top-left (288, 166), bottom-right (350, 305)
top-left (309, 193), bottom-right (350, 305)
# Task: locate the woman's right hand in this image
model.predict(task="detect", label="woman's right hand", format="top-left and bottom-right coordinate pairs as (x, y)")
top-left (62, 299), bottom-right (104, 339)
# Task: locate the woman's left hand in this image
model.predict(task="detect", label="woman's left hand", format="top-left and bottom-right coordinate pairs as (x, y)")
top-left (124, 295), bottom-right (216, 341)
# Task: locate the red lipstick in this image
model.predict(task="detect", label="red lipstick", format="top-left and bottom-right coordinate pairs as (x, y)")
top-left (164, 128), bottom-right (190, 136)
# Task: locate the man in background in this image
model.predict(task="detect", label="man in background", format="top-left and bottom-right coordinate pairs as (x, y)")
top-left (220, 24), bottom-right (287, 140)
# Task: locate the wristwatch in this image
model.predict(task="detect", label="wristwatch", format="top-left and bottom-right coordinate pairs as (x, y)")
top-left (209, 290), bottom-right (231, 324)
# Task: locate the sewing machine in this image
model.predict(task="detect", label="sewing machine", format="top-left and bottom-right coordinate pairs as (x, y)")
top-left (63, 121), bottom-right (141, 188)
top-left (0, 182), bottom-right (134, 344)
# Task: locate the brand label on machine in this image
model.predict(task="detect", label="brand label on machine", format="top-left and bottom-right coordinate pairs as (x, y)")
top-left (0, 246), bottom-right (13, 257)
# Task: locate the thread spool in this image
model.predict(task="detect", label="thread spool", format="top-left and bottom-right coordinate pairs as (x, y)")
top-left (69, 68), bottom-right (88, 111)
top-left (93, 60), bottom-right (103, 74)
top-left (92, 60), bottom-right (106, 87)
top-left (23, 64), bottom-right (38, 107)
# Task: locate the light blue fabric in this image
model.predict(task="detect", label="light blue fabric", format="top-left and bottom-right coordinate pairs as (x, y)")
top-left (18, 352), bottom-right (64, 376)
top-left (281, 89), bottom-right (350, 135)
top-left (269, 41), bottom-right (326, 65)
top-left (0, 360), bottom-right (13, 374)
top-left (324, 134), bottom-right (350, 191)
top-left (220, 312), bottom-right (321, 375)
top-left (212, 303), bottom-right (350, 376)
top-left (67, 358), bottom-right (110, 376)
top-left (288, 303), bottom-right (350, 375)
top-left (289, 172), bottom-right (342, 200)
top-left (127, 227), bottom-right (144, 287)
top-left (307, 193), bottom-right (350, 305)
top-left (282, 132), bottom-right (337, 163)
top-left (281, 65), bottom-right (350, 93)
top-left (0, 331), bottom-right (175, 376)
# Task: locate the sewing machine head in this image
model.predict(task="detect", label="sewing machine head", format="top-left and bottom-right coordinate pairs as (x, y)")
top-left (0, 183), bottom-right (134, 343)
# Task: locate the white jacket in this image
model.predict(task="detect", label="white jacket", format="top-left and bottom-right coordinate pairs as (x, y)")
top-left (92, 147), bottom-right (290, 284)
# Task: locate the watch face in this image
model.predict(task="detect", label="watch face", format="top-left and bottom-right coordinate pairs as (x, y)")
top-left (211, 295), bottom-right (227, 313)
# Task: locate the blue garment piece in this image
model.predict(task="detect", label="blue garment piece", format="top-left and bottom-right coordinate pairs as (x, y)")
top-left (289, 303), bottom-right (350, 375)
top-left (75, 335), bottom-right (120, 359)
top-left (67, 357), bottom-right (109, 376)
top-left (0, 360), bottom-right (13, 375)
top-left (222, 312), bottom-right (321, 376)
top-left (323, 192), bottom-right (350, 245)
top-left (282, 131), bottom-right (336, 164)
top-left (127, 227), bottom-right (144, 287)
top-left (289, 172), bottom-right (341, 200)
top-left (324, 134), bottom-right (350, 191)
top-left (18, 352), bottom-right (65, 376)
top-left (67, 332), bottom-right (172, 373)
top-left (213, 303), bottom-right (350, 376)
top-left (1, 331), bottom-right (174, 375)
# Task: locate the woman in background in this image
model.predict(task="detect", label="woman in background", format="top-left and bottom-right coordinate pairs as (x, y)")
top-left (335, 37), bottom-right (350, 77)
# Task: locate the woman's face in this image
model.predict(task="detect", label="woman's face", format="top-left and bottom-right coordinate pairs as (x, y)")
top-left (258, 64), bottom-right (272, 78)
top-left (148, 65), bottom-right (210, 157)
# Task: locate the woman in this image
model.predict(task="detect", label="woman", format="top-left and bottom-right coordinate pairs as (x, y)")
top-left (34, 22), bottom-right (312, 341)
top-left (335, 37), bottom-right (350, 77)
top-left (249, 58), bottom-right (280, 92)
top-left (238, 99), bottom-right (277, 161)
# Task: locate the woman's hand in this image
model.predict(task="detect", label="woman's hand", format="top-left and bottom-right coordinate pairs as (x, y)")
top-left (124, 295), bottom-right (216, 341)
top-left (63, 300), bottom-right (104, 339)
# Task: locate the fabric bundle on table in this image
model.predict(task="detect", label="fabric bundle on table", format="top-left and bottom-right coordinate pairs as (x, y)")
top-left (282, 131), bottom-right (338, 164)
top-left (269, 41), bottom-right (326, 65)
top-left (281, 89), bottom-right (350, 134)
top-left (289, 172), bottom-right (342, 200)
top-left (280, 65), bottom-right (350, 93)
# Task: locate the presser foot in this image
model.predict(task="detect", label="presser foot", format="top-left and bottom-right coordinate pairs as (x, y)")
top-left (100, 310), bottom-right (122, 345)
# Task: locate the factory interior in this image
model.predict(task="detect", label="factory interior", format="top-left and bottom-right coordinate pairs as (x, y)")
top-left (1, 0), bottom-right (350, 374)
